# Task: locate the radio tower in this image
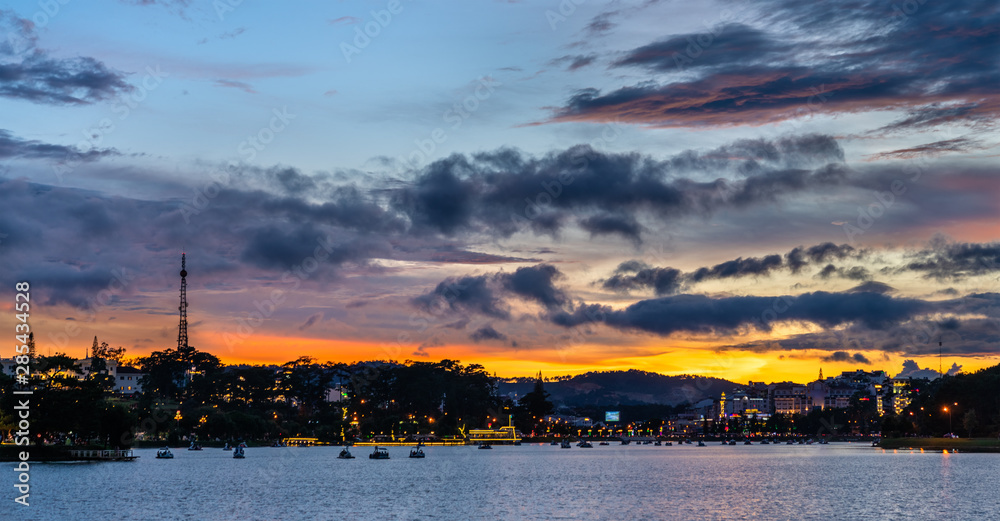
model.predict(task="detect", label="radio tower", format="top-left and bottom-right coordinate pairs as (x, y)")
top-left (177, 253), bottom-right (189, 349)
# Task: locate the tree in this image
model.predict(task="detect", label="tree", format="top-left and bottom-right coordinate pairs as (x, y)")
top-left (138, 345), bottom-right (222, 401)
top-left (26, 332), bottom-right (36, 361)
top-left (963, 409), bottom-right (978, 438)
top-left (36, 354), bottom-right (80, 388)
top-left (93, 340), bottom-right (127, 366)
top-left (518, 372), bottom-right (554, 430)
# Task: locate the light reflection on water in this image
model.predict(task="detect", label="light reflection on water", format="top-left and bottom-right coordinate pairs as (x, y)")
top-left (3, 444), bottom-right (997, 520)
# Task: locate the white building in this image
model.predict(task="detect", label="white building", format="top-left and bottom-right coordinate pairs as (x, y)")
top-left (115, 366), bottom-right (146, 394)
top-left (0, 357), bottom-right (144, 394)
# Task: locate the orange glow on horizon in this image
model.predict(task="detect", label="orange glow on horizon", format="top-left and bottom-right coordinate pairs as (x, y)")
top-left (18, 304), bottom-right (1000, 384)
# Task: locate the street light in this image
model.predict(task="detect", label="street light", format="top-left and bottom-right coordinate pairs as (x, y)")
top-left (943, 406), bottom-right (952, 435)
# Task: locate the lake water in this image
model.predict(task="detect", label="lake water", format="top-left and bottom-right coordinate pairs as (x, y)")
top-left (3, 443), bottom-right (997, 520)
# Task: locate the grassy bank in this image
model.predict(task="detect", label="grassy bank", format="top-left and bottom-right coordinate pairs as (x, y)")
top-left (878, 438), bottom-right (1000, 452)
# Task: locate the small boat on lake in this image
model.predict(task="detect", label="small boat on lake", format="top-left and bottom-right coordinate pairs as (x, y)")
top-left (728, 440), bottom-right (737, 446)
top-left (156, 447), bottom-right (173, 459)
top-left (664, 442), bottom-right (672, 446)
top-left (697, 441), bottom-right (706, 447)
top-left (409, 446), bottom-right (426, 458)
top-left (550, 441), bottom-right (559, 445)
top-left (744, 440), bottom-right (752, 445)
top-left (599, 441), bottom-right (610, 446)
top-left (233, 446), bottom-right (245, 459)
top-left (188, 442), bottom-right (203, 451)
top-left (338, 447), bottom-right (355, 459)
top-left (369, 446), bottom-right (390, 459)
top-left (222, 443), bottom-right (232, 451)
top-left (579, 441), bottom-right (593, 448)
top-left (478, 443), bottom-right (493, 450)
top-left (560, 439), bottom-right (572, 449)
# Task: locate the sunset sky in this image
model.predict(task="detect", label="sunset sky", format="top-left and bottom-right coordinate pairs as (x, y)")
top-left (1, 0), bottom-right (998, 383)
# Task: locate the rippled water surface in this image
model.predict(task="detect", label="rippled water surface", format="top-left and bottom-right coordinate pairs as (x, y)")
top-left (4, 443), bottom-right (997, 520)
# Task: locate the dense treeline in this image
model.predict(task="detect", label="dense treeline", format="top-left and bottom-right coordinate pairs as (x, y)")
top-left (0, 341), bottom-right (505, 447)
top-left (882, 364), bottom-right (1000, 438)
top-left (4, 338), bottom-right (998, 448)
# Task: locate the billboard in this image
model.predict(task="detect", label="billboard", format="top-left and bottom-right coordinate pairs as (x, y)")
top-left (605, 411), bottom-right (620, 422)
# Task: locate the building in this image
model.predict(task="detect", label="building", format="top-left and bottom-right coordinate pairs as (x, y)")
top-left (0, 358), bottom-right (17, 377)
top-left (891, 377), bottom-right (915, 415)
top-left (0, 357), bottom-right (144, 395)
top-left (770, 382), bottom-right (810, 415)
top-left (544, 414), bottom-right (594, 428)
top-left (718, 390), bottom-right (767, 419)
top-left (115, 366), bottom-right (146, 394)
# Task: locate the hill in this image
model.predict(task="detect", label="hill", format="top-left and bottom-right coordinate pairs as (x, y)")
top-left (498, 369), bottom-right (742, 407)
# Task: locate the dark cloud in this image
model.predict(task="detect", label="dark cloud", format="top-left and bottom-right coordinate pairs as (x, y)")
top-left (872, 104), bottom-right (995, 135)
top-left (689, 254), bottom-right (783, 283)
top-left (545, 0), bottom-right (1000, 130)
top-left (0, 10), bottom-right (131, 105)
top-left (214, 79), bottom-right (256, 94)
top-left (787, 242), bottom-right (857, 273)
top-left (722, 295), bottom-right (1000, 358)
top-left (601, 261), bottom-right (683, 296)
top-left (817, 264), bottom-right (871, 281)
top-left (239, 223), bottom-right (384, 271)
top-left (868, 137), bottom-right (987, 160)
top-left (0, 129), bottom-right (118, 162)
top-left (412, 274), bottom-right (510, 320)
top-left (502, 264), bottom-right (568, 310)
top-left (392, 157), bottom-right (477, 235)
top-left (549, 54), bottom-right (598, 71)
top-left (298, 312), bottom-right (323, 331)
top-left (599, 242), bottom-right (860, 295)
top-left (549, 291), bottom-right (929, 335)
top-left (901, 237), bottom-right (1000, 280)
top-left (393, 136), bottom-right (847, 241)
top-left (579, 213), bottom-right (643, 243)
top-left (614, 24), bottom-right (790, 72)
top-left (585, 11), bottom-right (618, 35)
top-left (412, 264), bottom-right (569, 319)
top-left (273, 167), bottom-right (318, 193)
top-left (470, 325), bottom-right (507, 343)
top-left (821, 351), bottom-right (872, 365)
top-left (847, 281), bottom-right (894, 294)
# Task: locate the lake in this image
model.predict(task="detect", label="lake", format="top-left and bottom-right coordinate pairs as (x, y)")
top-left (3, 443), bottom-right (997, 520)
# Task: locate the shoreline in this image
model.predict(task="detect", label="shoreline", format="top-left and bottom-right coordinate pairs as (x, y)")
top-left (877, 438), bottom-right (1000, 453)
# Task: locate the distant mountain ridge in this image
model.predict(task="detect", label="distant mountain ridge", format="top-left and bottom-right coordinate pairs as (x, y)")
top-left (498, 369), bottom-right (743, 406)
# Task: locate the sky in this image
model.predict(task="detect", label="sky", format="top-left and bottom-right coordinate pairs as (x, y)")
top-left (0, 0), bottom-right (998, 383)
